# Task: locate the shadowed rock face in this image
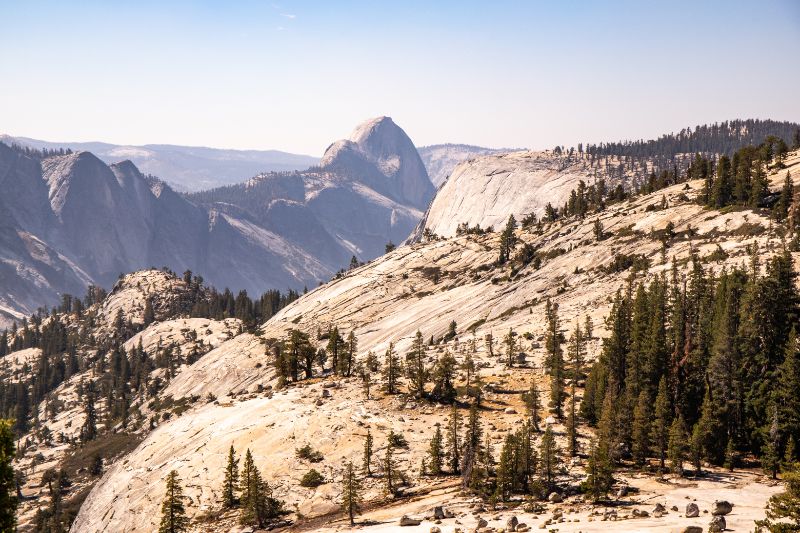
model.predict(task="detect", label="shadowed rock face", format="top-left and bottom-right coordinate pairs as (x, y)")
top-left (0, 117), bottom-right (434, 327)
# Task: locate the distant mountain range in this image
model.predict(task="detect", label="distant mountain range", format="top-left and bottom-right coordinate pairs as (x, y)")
top-left (0, 117), bottom-right (434, 327)
top-left (0, 135), bottom-right (319, 192)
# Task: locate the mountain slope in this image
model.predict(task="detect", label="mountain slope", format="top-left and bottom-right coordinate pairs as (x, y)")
top-left (0, 135), bottom-right (318, 191)
top-left (70, 149), bottom-right (800, 532)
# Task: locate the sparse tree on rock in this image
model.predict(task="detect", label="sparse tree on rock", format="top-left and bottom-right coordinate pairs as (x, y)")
top-left (222, 445), bottom-right (239, 508)
top-left (340, 462), bottom-right (362, 527)
top-left (428, 424), bottom-right (444, 476)
top-left (0, 419), bottom-right (17, 533)
top-left (382, 342), bottom-right (402, 394)
top-left (362, 430), bottom-right (373, 477)
top-left (158, 470), bottom-right (188, 533)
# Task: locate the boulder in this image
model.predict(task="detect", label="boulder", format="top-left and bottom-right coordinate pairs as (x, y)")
top-left (672, 528), bottom-right (702, 533)
top-left (686, 503), bottom-right (700, 518)
top-left (708, 515), bottom-right (726, 532)
top-left (548, 492), bottom-right (563, 503)
top-left (400, 515), bottom-right (422, 526)
top-left (433, 506), bottom-right (446, 520)
top-left (506, 515), bottom-right (519, 531)
top-left (476, 517), bottom-right (488, 528)
top-left (616, 485), bottom-right (629, 498)
top-left (712, 500), bottom-right (733, 516)
top-left (654, 503), bottom-right (666, 513)
top-left (430, 528), bottom-right (441, 533)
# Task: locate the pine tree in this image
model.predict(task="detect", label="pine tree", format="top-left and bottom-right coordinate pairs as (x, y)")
top-left (384, 432), bottom-right (398, 497)
top-left (362, 430), bottom-right (374, 477)
top-left (756, 462), bottom-right (800, 531)
top-left (667, 415), bottom-right (688, 476)
top-left (446, 404), bottom-right (461, 474)
top-left (539, 425), bottom-right (559, 490)
top-left (341, 462), bottom-right (362, 526)
top-left (631, 390), bottom-right (652, 466)
top-left (222, 445), bottom-right (239, 508)
top-left (566, 380), bottom-right (578, 457)
top-left (382, 342), bottom-right (402, 394)
top-left (240, 465), bottom-right (280, 528)
top-left (651, 377), bottom-right (671, 472)
top-left (158, 470), bottom-right (188, 533)
top-left (431, 351), bottom-right (457, 403)
top-left (777, 327), bottom-right (800, 452)
top-left (406, 330), bottom-right (427, 397)
top-left (427, 424), bottom-right (444, 476)
top-left (461, 404), bottom-right (484, 491)
top-left (775, 171), bottom-right (794, 222)
top-left (0, 419), bottom-right (17, 533)
top-left (498, 215), bottom-right (517, 264)
top-left (523, 379), bottom-right (542, 431)
top-left (80, 381), bottom-right (97, 442)
top-left (503, 328), bottom-right (517, 368)
top-left (495, 433), bottom-right (516, 501)
top-left (763, 405), bottom-right (782, 479)
top-left (584, 438), bottom-right (613, 502)
top-left (544, 300), bottom-right (566, 418)
top-left (240, 449), bottom-right (255, 505)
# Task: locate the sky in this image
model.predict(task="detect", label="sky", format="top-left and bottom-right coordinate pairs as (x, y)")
top-left (1, 0), bottom-right (799, 156)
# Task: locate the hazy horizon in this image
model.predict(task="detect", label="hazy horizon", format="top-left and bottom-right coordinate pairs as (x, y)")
top-left (2, 0), bottom-right (799, 156)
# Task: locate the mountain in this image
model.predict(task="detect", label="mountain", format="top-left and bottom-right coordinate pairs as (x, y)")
top-left (418, 143), bottom-right (514, 188)
top-left (7, 148), bottom-right (794, 533)
top-left (187, 116), bottom-right (434, 264)
top-left (0, 117), bottom-right (432, 328)
top-left (0, 135), bottom-right (318, 191)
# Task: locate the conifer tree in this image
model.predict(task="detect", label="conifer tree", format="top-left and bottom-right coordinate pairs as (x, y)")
top-left (495, 433), bottom-right (516, 501)
top-left (430, 351), bottom-right (457, 403)
top-left (427, 424), bottom-right (444, 476)
top-left (340, 462), bottom-right (362, 527)
top-left (384, 432), bottom-right (398, 496)
top-left (667, 415), bottom-right (688, 476)
top-left (539, 425), bottom-right (559, 490)
top-left (446, 404), bottom-right (461, 474)
top-left (406, 331), bottom-right (427, 397)
top-left (544, 300), bottom-right (566, 418)
top-left (158, 470), bottom-right (188, 533)
top-left (566, 380), bottom-right (578, 457)
top-left (503, 328), bottom-right (517, 367)
top-left (362, 429), bottom-right (373, 477)
top-left (340, 331), bottom-right (357, 377)
top-left (631, 390), bottom-right (652, 466)
top-left (0, 419), bottom-right (17, 533)
top-left (775, 171), bottom-right (794, 222)
top-left (240, 449), bottom-right (255, 505)
top-left (222, 445), bottom-right (239, 508)
top-left (756, 462), bottom-right (800, 531)
top-left (777, 327), bottom-right (800, 450)
top-left (585, 438), bottom-right (613, 502)
top-left (523, 378), bottom-right (542, 431)
top-left (382, 342), bottom-right (402, 394)
top-left (651, 377), bottom-right (671, 472)
top-left (498, 215), bottom-right (517, 264)
top-left (461, 404), bottom-right (484, 490)
top-left (240, 465), bottom-right (280, 528)
top-left (80, 381), bottom-right (97, 442)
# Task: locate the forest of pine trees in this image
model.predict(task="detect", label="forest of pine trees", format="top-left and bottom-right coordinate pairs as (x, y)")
top-left (581, 248), bottom-right (800, 476)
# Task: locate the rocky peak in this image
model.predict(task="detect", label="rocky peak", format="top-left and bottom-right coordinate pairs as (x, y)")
top-left (320, 116), bottom-right (434, 209)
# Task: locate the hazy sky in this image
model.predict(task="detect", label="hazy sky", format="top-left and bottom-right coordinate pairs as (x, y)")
top-left (2, 0), bottom-right (799, 156)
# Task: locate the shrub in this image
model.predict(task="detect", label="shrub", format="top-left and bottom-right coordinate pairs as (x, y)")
top-left (299, 469), bottom-right (325, 487)
top-left (295, 444), bottom-right (324, 463)
top-left (388, 432), bottom-right (408, 449)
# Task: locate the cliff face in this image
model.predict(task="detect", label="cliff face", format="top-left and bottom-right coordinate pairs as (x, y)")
top-left (418, 150), bottom-right (611, 238)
